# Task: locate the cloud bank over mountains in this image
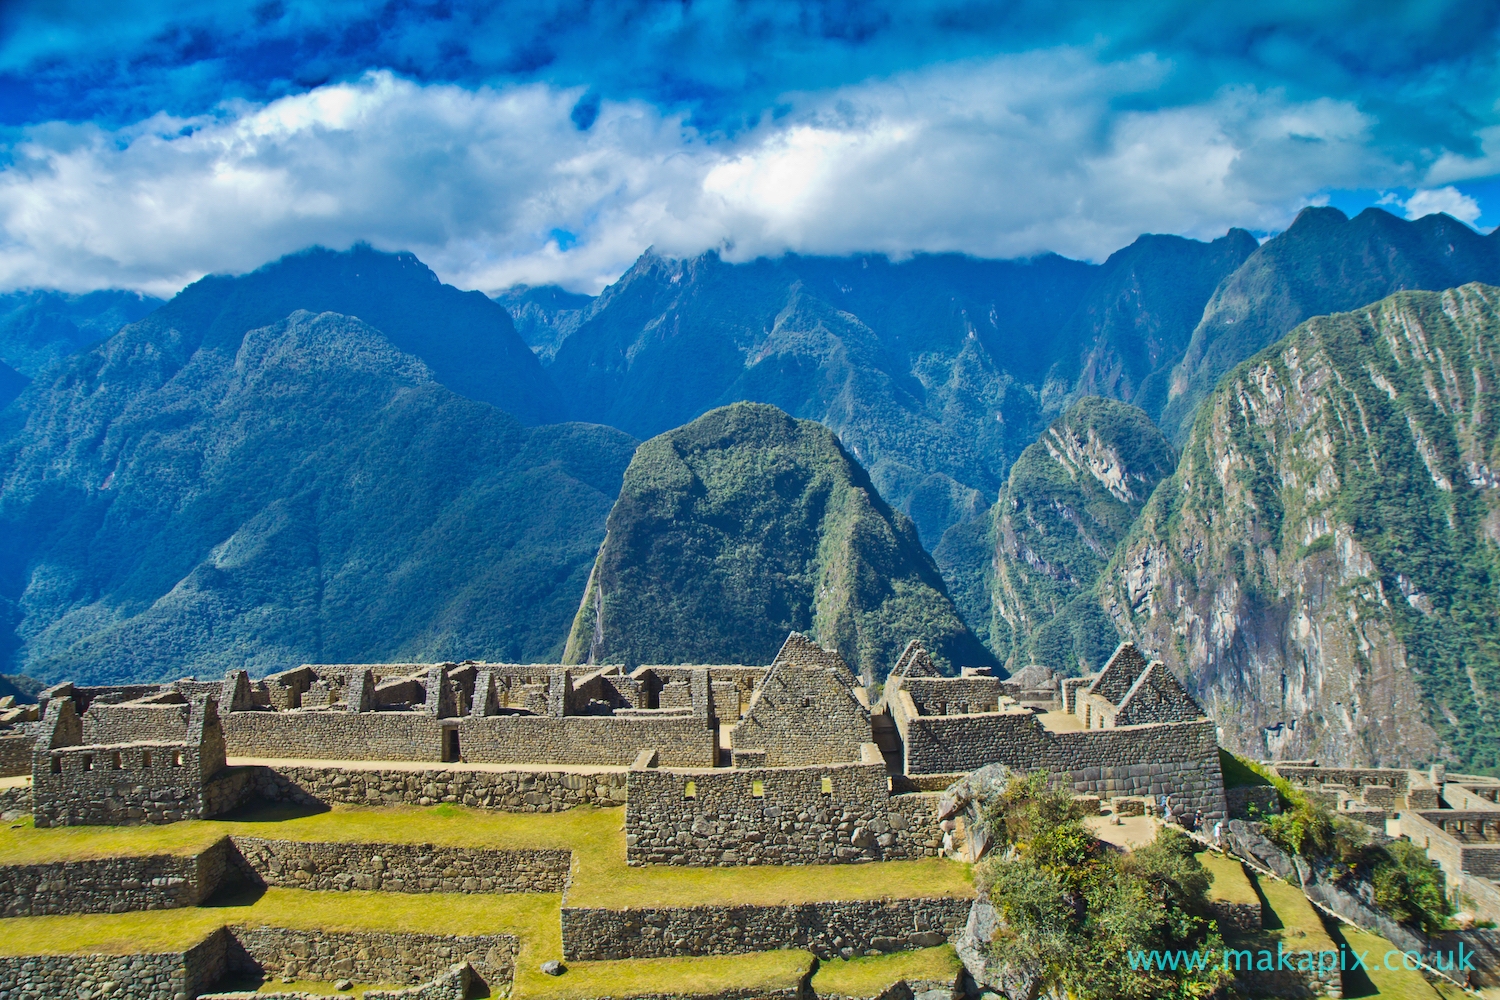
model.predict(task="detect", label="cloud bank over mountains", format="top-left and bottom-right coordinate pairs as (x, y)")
top-left (1, 0), bottom-right (1498, 294)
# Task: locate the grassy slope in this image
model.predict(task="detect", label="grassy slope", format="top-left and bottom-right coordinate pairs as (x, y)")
top-left (564, 402), bottom-right (994, 678)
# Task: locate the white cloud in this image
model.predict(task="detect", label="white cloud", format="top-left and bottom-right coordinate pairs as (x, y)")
top-left (1397, 186), bottom-right (1482, 225)
top-left (0, 54), bottom-right (1430, 297)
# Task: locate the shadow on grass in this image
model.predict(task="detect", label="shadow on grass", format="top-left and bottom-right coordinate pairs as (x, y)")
top-left (201, 881), bottom-right (267, 909)
top-left (218, 800), bottom-right (331, 823)
top-left (1322, 922), bottom-right (1378, 998)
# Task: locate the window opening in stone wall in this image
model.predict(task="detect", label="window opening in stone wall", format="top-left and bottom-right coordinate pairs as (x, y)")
top-left (821, 776), bottom-right (833, 794)
top-left (50, 755), bottom-right (61, 774)
top-left (141, 750), bottom-right (151, 768)
top-left (82, 754), bottom-right (93, 771)
top-left (172, 751), bottom-right (184, 767)
top-left (443, 729), bottom-right (460, 762)
top-left (110, 751), bottom-right (122, 770)
top-left (751, 780), bottom-right (764, 798)
top-left (684, 781), bottom-right (697, 799)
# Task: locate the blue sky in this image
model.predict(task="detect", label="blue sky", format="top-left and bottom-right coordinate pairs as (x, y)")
top-left (0, 0), bottom-right (1498, 294)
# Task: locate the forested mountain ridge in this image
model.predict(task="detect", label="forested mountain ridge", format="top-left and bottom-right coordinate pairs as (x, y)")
top-left (563, 402), bottom-right (995, 681)
top-left (0, 305), bottom-right (635, 683)
top-left (1104, 283), bottom-right (1500, 770)
top-left (1161, 206), bottom-right (1500, 442)
top-left (0, 289), bottom-right (161, 379)
top-left (982, 397), bottom-right (1176, 674)
top-left (521, 232), bottom-right (1251, 550)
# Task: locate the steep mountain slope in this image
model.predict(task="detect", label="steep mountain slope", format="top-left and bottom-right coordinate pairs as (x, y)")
top-left (1105, 283), bottom-right (1500, 771)
top-left (142, 243), bottom-right (561, 424)
top-left (983, 397), bottom-right (1175, 673)
top-left (1162, 207), bottom-right (1500, 441)
top-left (493, 284), bottom-right (592, 363)
top-left (562, 402), bottom-right (995, 681)
top-left (537, 239), bottom-right (1248, 548)
top-left (0, 362), bottom-right (24, 411)
top-left (0, 309), bottom-right (635, 683)
top-left (0, 289), bottom-right (161, 377)
top-left (1059, 231), bottom-right (1259, 418)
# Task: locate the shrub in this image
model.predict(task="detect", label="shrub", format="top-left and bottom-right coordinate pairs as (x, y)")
top-left (977, 774), bottom-right (1230, 1000)
top-left (1372, 840), bottom-right (1453, 934)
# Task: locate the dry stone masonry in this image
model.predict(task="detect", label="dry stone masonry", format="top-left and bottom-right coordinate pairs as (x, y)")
top-left (231, 838), bottom-right (571, 894)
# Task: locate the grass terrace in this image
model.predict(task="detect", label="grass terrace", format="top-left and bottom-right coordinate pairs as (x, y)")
top-left (0, 802), bottom-right (973, 909)
top-left (0, 801), bottom-right (974, 998)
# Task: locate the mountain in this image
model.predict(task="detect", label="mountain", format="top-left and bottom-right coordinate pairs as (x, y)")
top-left (0, 308), bottom-right (635, 683)
top-left (1104, 283), bottom-right (1500, 772)
top-left (562, 402), bottom-right (995, 681)
top-left (135, 243), bottom-right (562, 424)
top-left (0, 289), bottom-right (162, 377)
top-left (0, 361), bottom-right (25, 411)
top-left (533, 239), bottom-right (1249, 549)
top-left (493, 284), bottom-right (593, 363)
top-left (1161, 207), bottom-right (1500, 441)
top-left (1057, 230), bottom-right (1259, 418)
top-left (975, 397), bottom-right (1175, 674)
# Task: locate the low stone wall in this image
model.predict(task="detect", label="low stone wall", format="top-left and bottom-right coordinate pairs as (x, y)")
top-left (224, 926), bottom-right (515, 991)
top-left (560, 897), bottom-right (971, 960)
top-left (898, 712), bottom-right (1227, 823)
top-left (0, 928), bottom-right (227, 1000)
top-left (0, 779), bottom-right (31, 818)
top-left (625, 764), bottom-right (944, 865)
top-left (0, 838), bottom-right (233, 917)
top-left (0, 734), bottom-right (33, 777)
top-left (203, 963), bottom-right (476, 1000)
top-left (245, 763), bottom-right (627, 812)
top-left (232, 837), bottom-right (571, 894)
top-left (1210, 900), bottom-right (1263, 934)
top-left (223, 712), bottom-right (445, 762)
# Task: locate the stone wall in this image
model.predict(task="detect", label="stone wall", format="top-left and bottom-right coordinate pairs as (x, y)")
top-left (83, 703), bottom-right (192, 745)
top-left (896, 677), bottom-right (1004, 716)
top-left (0, 838), bottom-right (233, 917)
top-left (231, 838), bottom-right (571, 894)
top-left (246, 763), bottom-right (627, 812)
top-left (223, 712), bottom-right (444, 762)
top-left (33, 742), bottom-right (219, 828)
top-left (0, 734), bottom-right (33, 777)
top-left (897, 710), bottom-right (1226, 822)
top-left (224, 926), bottom-right (514, 991)
top-left (0, 928), bottom-right (226, 1000)
top-left (560, 896), bottom-right (970, 961)
top-left (0, 779), bottom-right (30, 818)
top-left (221, 710), bottom-right (718, 768)
top-left (204, 963), bottom-right (476, 1000)
top-left (454, 713), bottom-right (717, 768)
top-left (625, 763), bottom-right (943, 865)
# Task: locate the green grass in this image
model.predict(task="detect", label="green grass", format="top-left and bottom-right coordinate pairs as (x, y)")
top-left (0, 803), bottom-right (974, 910)
top-left (533, 951), bottom-right (814, 1000)
top-left (810, 946), bottom-right (962, 995)
top-left (1196, 851), bottom-right (1260, 907)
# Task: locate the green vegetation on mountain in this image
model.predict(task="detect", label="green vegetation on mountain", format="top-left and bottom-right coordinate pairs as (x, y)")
top-left (0, 289), bottom-right (161, 378)
top-left (563, 402), bottom-right (995, 679)
top-left (0, 309), bottom-right (634, 682)
top-left (982, 397), bottom-right (1175, 673)
top-left (533, 239), bottom-right (1247, 550)
top-left (1162, 206), bottom-right (1500, 441)
top-left (0, 361), bottom-right (24, 411)
top-left (1106, 283), bottom-right (1500, 771)
top-left (139, 243), bottom-right (562, 424)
